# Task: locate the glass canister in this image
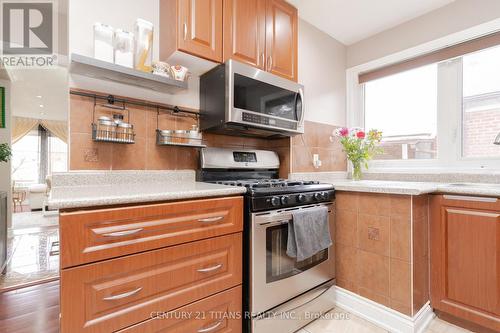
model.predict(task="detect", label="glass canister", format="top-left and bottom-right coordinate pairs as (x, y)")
top-left (97, 118), bottom-right (116, 140)
top-left (94, 23), bottom-right (114, 62)
top-left (117, 122), bottom-right (134, 142)
top-left (114, 29), bottom-right (134, 68)
top-left (134, 18), bottom-right (154, 72)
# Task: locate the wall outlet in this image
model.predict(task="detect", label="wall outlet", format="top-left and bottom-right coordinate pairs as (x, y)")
top-left (313, 154), bottom-right (322, 168)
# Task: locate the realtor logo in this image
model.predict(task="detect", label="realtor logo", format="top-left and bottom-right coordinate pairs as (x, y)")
top-left (2, 2), bottom-right (53, 54)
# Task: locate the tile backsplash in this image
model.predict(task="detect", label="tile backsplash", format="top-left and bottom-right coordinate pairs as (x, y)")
top-left (69, 89), bottom-right (346, 177)
top-left (69, 89), bottom-right (291, 176)
top-left (291, 121), bottom-right (346, 173)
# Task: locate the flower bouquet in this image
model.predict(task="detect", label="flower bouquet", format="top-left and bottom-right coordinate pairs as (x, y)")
top-left (333, 127), bottom-right (383, 180)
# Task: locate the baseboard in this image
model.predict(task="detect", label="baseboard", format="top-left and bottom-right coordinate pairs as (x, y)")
top-left (333, 287), bottom-right (435, 333)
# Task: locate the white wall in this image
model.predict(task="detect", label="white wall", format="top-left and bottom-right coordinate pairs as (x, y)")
top-left (298, 19), bottom-right (346, 126)
top-left (0, 79), bottom-right (11, 227)
top-left (347, 0), bottom-right (500, 68)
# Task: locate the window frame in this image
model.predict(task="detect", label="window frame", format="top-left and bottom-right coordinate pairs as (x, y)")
top-left (347, 25), bottom-right (500, 172)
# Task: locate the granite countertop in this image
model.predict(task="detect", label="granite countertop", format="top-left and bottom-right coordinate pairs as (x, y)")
top-left (329, 179), bottom-right (500, 197)
top-left (290, 172), bottom-right (500, 197)
top-left (47, 170), bottom-right (246, 209)
top-left (328, 180), bottom-right (440, 195)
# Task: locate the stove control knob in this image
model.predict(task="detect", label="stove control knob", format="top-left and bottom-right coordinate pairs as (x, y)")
top-left (297, 194), bottom-right (306, 203)
top-left (270, 196), bottom-right (280, 207)
top-left (314, 193), bottom-right (322, 201)
top-left (281, 196), bottom-right (289, 205)
top-left (321, 192), bottom-right (329, 200)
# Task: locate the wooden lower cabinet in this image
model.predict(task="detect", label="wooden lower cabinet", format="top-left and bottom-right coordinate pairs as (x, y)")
top-left (59, 196), bottom-right (243, 268)
top-left (61, 233), bottom-right (242, 332)
top-left (59, 196), bottom-right (244, 333)
top-left (117, 286), bottom-right (242, 333)
top-left (430, 195), bottom-right (500, 332)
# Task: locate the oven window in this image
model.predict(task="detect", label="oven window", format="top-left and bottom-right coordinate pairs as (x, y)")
top-left (266, 223), bottom-right (328, 283)
top-left (233, 74), bottom-right (298, 121)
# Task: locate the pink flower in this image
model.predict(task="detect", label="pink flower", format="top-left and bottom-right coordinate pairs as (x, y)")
top-left (339, 127), bottom-right (349, 137)
top-left (356, 131), bottom-right (366, 139)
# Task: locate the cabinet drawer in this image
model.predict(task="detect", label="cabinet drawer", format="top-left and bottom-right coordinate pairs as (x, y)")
top-left (60, 196), bottom-right (243, 268)
top-left (117, 286), bottom-right (242, 333)
top-left (60, 233), bottom-right (242, 333)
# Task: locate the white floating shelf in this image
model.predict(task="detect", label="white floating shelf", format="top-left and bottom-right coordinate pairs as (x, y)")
top-left (69, 53), bottom-right (187, 93)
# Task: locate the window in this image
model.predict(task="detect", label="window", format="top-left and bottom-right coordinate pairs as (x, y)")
top-left (48, 135), bottom-right (68, 173)
top-left (462, 45), bottom-right (500, 158)
top-left (364, 64), bottom-right (438, 160)
top-left (355, 42), bottom-right (500, 169)
top-left (11, 126), bottom-right (68, 185)
top-left (12, 130), bottom-right (40, 184)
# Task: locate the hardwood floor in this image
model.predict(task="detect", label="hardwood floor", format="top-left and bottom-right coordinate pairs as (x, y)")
top-left (0, 280), bottom-right (59, 333)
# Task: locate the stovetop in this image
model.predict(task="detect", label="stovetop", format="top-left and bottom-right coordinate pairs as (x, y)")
top-left (214, 178), bottom-right (335, 211)
top-left (215, 178), bottom-right (332, 195)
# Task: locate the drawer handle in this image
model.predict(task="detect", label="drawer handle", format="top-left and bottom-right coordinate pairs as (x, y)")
top-left (102, 228), bottom-right (143, 237)
top-left (198, 216), bottom-right (224, 223)
top-left (197, 320), bottom-right (223, 333)
top-left (197, 264), bottom-right (223, 273)
top-left (102, 287), bottom-right (142, 301)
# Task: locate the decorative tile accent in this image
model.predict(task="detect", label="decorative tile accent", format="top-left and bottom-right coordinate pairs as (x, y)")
top-left (367, 227), bottom-right (380, 241)
top-left (83, 148), bottom-right (98, 162)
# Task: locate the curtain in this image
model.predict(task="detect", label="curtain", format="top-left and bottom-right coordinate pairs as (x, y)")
top-left (38, 125), bottom-right (48, 184)
top-left (12, 117), bottom-right (68, 144)
top-left (40, 119), bottom-right (68, 143)
top-left (12, 117), bottom-right (39, 143)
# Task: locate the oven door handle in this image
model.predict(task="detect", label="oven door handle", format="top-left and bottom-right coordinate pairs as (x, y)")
top-left (258, 219), bottom-right (290, 227)
top-left (254, 203), bottom-right (333, 226)
top-left (266, 282), bottom-right (332, 316)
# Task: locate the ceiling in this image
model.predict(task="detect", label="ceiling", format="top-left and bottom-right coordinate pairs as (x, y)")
top-left (288, 0), bottom-right (456, 45)
top-left (7, 67), bottom-right (69, 121)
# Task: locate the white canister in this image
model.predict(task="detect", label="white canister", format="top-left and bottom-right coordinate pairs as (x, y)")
top-left (134, 18), bottom-right (154, 72)
top-left (94, 23), bottom-right (114, 63)
top-left (114, 29), bottom-right (134, 68)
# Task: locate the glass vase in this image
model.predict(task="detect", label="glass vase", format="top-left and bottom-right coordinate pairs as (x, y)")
top-left (352, 161), bottom-right (362, 181)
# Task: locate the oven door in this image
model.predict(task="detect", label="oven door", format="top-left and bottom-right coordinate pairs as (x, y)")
top-left (227, 60), bottom-right (304, 134)
top-left (250, 203), bottom-right (335, 315)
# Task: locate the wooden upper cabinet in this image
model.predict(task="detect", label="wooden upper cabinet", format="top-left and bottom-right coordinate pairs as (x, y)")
top-left (223, 0), bottom-right (266, 69)
top-left (160, 0), bottom-right (223, 62)
top-left (265, 0), bottom-right (298, 82)
top-left (430, 195), bottom-right (500, 332)
top-left (222, 0), bottom-right (298, 81)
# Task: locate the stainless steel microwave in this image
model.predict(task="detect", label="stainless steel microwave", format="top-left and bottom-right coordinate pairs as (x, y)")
top-left (200, 60), bottom-right (304, 137)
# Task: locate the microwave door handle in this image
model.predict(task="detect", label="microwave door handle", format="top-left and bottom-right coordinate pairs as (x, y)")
top-left (296, 88), bottom-right (304, 124)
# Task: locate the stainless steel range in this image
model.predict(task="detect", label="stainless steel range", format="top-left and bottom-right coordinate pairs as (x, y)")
top-left (199, 148), bottom-right (336, 333)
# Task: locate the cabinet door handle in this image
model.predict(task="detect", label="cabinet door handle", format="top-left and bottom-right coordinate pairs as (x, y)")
top-left (197, 320), bottom-right (223, 333)
top-left (268, 56), bottom-right (273, 71)
top-left (197, 264), bottom-right (223, 273)
top-left (102, 287), bottom-right (142, 301)
top-left (102, 228), bottom-right (143, 237)
top-left (443, 195), bottom-right (497, 203)
top-left (183, 23), bottom-right (188, 40)
top-left (260, 53), bottom-right (265, 69)
top-left (198, 216), bottom-right (224, 223)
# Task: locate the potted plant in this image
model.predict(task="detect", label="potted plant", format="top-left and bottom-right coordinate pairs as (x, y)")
top-left (0, 143), bottom-right (11, 163)
top-left (334, 127), bottom-right (383, 180)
